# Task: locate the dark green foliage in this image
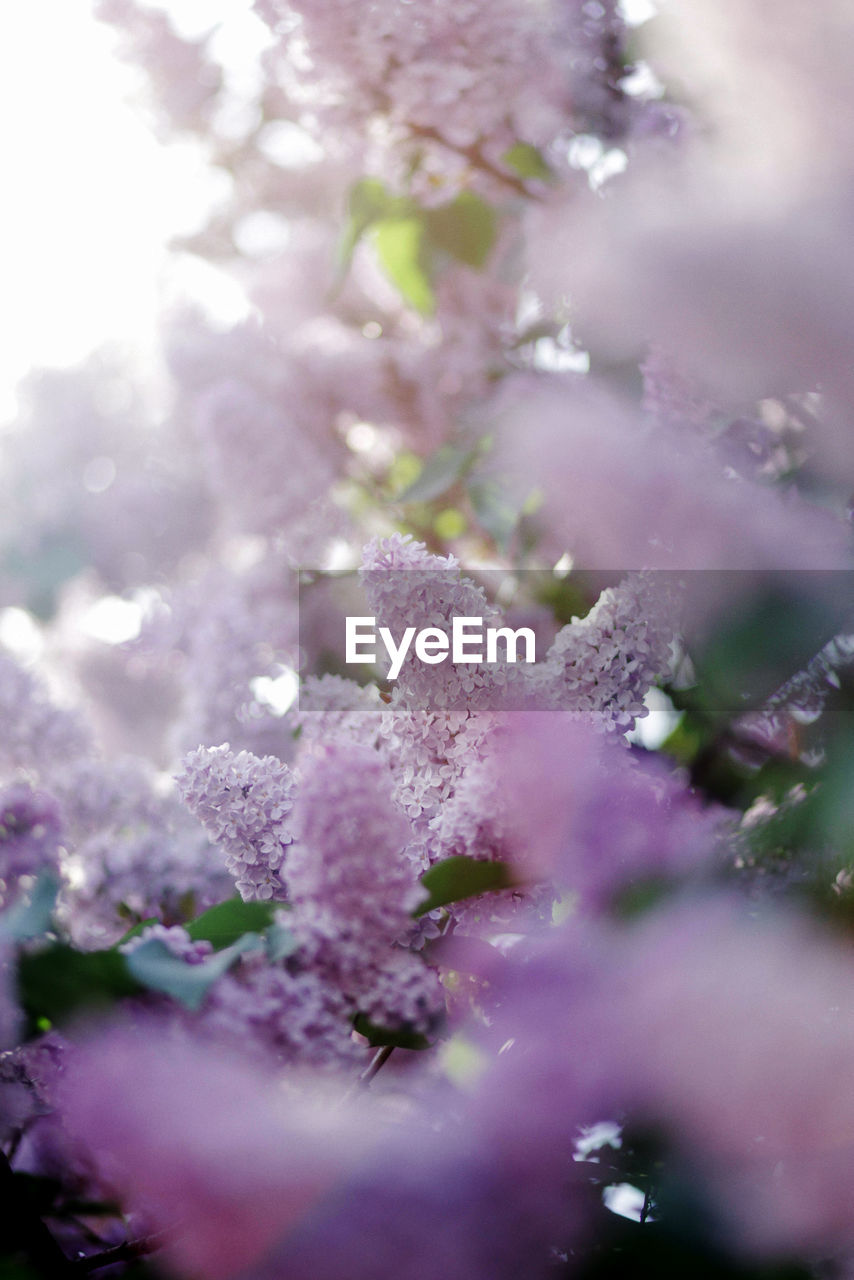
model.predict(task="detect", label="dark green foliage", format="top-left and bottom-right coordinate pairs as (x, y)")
top-left (415, 855), bottom-right (515, 917)
top-left (185, 896), bottom-right (282, 949)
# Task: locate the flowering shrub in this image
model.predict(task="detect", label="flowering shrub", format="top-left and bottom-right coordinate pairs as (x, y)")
top-left (2, 2), bottom-right (854, 1277)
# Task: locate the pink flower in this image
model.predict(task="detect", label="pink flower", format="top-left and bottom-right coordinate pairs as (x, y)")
top-left (59, 1022), bottom-right (369, 1280)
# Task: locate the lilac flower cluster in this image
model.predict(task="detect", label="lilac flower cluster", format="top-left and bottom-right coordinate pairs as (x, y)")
top-left (254, 0), bottom-right (646, 199)
top-left (1, 0), bottom-right (854, 1276)
top-left (288, 742), bottom-right (443, 1033)
top-left (54, 754), bottom-right (230, 947)
top-left (0, 782), bottom-right (62, 898)
top-left (258, 0), bottom-right (572, 161)
top-left (293, 674), bottom-right (384, 752)
top-left (120, 923), bottom-right (214, 965)
top-left (149, 556), bottom-right (299, 760)
top-left (435, 711), bottom-right (725, 912)
top-left (0, 651), bottom-right (92, 776)
top-left (200, 953), bottom-right (364, 1071)
top-left (359, 538), bottom-right (681, 880)
top-left (540, 572), bottom-right (680, 731)
top-left (359, 535), bottom-right (509, 862)
top-left (97, 0), bottom-right (222, 136)
top-left (288, 743), bottom-right (417, 939)
top-left (119, 924), bottom-right (362, 1071)
top-left (176, 745), bottom-right (296, 901)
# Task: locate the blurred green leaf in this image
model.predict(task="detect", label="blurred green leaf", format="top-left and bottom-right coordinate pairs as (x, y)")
top-left (124, 933), bottom-right (264, 1012)
top-left (468, 479), bottom-right (518, 550)
top-left (691, 579), bottom-right (845, 721)
top-left (373, 217), bottom-right (435, 314)
top-left (433, 508), bottom-right (467, 539)
top-left (415, 856), bottom-right (515, 917)
top-left (352, 1012), bottom-right (432, 1050)
top-left (18, 945), bottom-right (142, 1030)
top-left (176, 889), bottom-right (197, 921)
top-left (386, 450), bottom-right (422, 495)
top-left (0, 1261), bottom-right (40, 1280)
top-left (793, 721), bottom-right (854, 861)
top-left (502, 142), bottom-right (554, 181)
top-left (424, 191), bottom-right (497, 269)
top-left (575, 1169), bottom-right (813, 1280)
top-left (339, 177), bottom-right (410, 268)
top-left (185, 897), bottom-right (282, 950)
top-left (612, 877), bottom-right (675, 921)
top-left (535, 571), bottom-right (597, 626)
top-left (658, 712), bottom-right (703, 768)
top-left (399, 445), bottom-right (477, 504)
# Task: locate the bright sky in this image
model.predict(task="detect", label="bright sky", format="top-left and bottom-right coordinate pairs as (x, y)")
top-left (0, 0), bottom-right (659, 655)
top-left (0, 0), bottom-right (251, 420)
top-left (0, 0), bottom-right (656, 423)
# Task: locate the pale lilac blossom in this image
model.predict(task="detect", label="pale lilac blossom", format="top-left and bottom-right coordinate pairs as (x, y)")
top-left (176, 744), bottom-right (296, 901)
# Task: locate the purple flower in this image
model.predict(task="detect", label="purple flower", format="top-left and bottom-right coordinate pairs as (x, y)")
top-left (288, 741), bottom-right (420, 943)
top-left (453, 712), bottom-right (725, 911)
top-left (176, 744), bottom-right (296, 901)
top-left (0, 781), bottom-right (62, 896)
top-left (58, 1021), bottom-right (373, 1280)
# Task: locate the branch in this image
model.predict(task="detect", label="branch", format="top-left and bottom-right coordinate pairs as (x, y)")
top-left (70, 1232), bottom-right (165, 1274)
top-left (407, 122), bottom-right (538, 200)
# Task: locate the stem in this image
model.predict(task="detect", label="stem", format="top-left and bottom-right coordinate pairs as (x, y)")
top-left (70, 1233), bottom-right (164, 1274)
top-left (407, 122), bottom-right (537, 200)
top-left (343, 1044), bottom-right (395, 1102)
top-left (640, 1186), bottom-right (653, 1225)
top-left (372, 67), bottom-right (541, 201)
top-left (361, 1045), bottom-right (395, 1085)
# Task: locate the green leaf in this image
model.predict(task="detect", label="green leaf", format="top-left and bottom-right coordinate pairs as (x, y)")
top-left (124, 933), bottom-right (264, 1012)
top-left (338, 177), bottom-right (404, 268)
top-left (0, 872), bottom-right (58, 943)
top-left (612, 876), bottom-right (675, 920)
top-left (352, 1012), bottom-right (432, 1051)
top-left (502, 142), bottom-right (554, 182)
top-left (0, 1261), bottom-right (41, 1280)
top-left (373, 217), bottom-right (435, 314)
top-left (691, 579), bottom-right (845, 721)
top-left (185, 897), bottom-right (281, 950)
top-left (176, 888), bottom-right (197, 921)
top-left (535, 571), bottom-right (597, 626)
top-left (18, 945), bottom-right (142, 1030)
top-left (658, 710), bottom-right (702, 767)
top-left (468, 479), bottom-right (518, 550)
top-left (415, 856), bottom-right (515, 917)
top-left (386, 450), bottom-right (422, 496)
top-left (433, 508), bottom-right (467, 539)
top-left (398, 445), bottom-right (477, 504)
top-left (424, 191), bottom-right (497, 269)
top-left (349, 177), bottom-right (392, 222)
